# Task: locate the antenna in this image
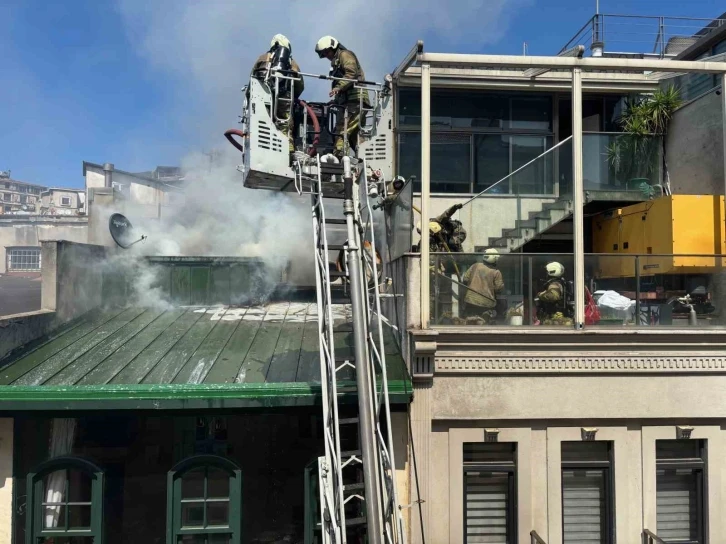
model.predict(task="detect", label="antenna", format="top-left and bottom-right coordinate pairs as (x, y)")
top-left (108, 213), bottom-right (147, 248)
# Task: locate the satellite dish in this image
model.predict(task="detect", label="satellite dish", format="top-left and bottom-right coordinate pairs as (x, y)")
top-left (109, 213), bottom-right (146, 248)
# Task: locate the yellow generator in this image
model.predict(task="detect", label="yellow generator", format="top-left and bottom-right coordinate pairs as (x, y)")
top-left (592, 195), bottom-right (726, 279)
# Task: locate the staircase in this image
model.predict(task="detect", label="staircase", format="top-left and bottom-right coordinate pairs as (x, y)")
top-left (489, 196), bottom-right (574, 252)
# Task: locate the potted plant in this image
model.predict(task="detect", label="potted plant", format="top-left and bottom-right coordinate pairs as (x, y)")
top-left (606, 86), bottom-right (682, 196)
top-left (506, 305), bottom-right (524, 326)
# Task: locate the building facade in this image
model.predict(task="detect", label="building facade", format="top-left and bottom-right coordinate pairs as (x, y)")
top-left (0, 172), bottom-right (44, 215)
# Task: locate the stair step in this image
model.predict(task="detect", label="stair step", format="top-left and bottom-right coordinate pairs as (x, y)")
top-left (325, 218), bottom-right (347, 225)
top-left (320, 163), bottom-right (345, 175)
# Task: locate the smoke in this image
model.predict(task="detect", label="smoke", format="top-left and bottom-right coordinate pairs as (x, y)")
top-left (115, 0), bottom-right (531, 146)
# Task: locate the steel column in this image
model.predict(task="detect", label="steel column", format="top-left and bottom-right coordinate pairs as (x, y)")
top-left (420, 63), bottom-right (431, 328)
top-left (572, 68), bottom-right (585, 329)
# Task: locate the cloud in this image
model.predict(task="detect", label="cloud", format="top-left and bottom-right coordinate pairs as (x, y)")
top-left (116, 0), bottom-right (530, 142)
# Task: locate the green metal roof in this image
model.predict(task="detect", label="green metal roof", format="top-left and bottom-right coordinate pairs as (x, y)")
top-left (0, 303), bottom-right (411, 410)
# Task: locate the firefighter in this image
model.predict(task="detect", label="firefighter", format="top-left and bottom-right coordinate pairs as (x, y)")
top-left (250, 34), bottom-right (304, 152)
top-left (314, 36), bottom-right (370, 158)
top-left (461, 249), bottom-right (504, 324)
top-left (535, 261), bottom-right (573, 325)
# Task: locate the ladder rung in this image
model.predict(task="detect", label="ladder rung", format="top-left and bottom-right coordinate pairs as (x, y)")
top-left (325, 218), bottom-right (347, 225)
top-left (344, 482), bottom-right (365, 492)
top-left (320, 164), bottom-right (345, 175)
top-left (330, 270), bottom-right (347, 278)
top-left (338, 417), bottom-right (359, 425)
top-left (327, 244), bottom-right (347, 251)
top-left (345, 516), bottom-right (367, 527)
top-left (341, 449), bottom-right (362, 458)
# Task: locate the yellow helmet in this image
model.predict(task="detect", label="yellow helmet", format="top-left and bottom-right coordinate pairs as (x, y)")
top-left (429, 221), bottom-right (442, 234)
top-left (270, 34), bottom-right (291, 52)
top-left (546, 261), bottom-right (565, 278)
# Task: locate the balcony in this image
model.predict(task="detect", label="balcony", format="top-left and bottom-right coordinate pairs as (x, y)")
top-left (430, 252), bottom-right (726, 329)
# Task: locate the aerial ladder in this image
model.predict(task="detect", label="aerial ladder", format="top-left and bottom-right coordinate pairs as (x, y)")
top-left (224, 49), bottom-right (405, 544)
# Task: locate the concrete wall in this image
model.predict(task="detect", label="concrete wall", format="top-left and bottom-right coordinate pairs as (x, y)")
top-left (413, 195), bottom-right (555, 251)
top-left (0, 240), bottom-right (113, 360)
top-left (40, 189), bottom-right (83, 214)
top-left (667, 88), bottom-right (724, 195)
top-left (0, 418), bottom-right (12, 544)
top-left (0, 217), bottom-right (88, 274)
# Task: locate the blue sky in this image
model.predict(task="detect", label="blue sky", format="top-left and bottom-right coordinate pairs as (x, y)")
top-left (2, 0), bottom-right (725, 188)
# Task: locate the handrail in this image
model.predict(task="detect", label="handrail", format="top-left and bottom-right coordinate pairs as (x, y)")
top-left (530, 530), bottom-right (547, 544)
top-left (642, 528), bottom-right (667, 544)
top-left (460, 136), bottom-right (573, 207)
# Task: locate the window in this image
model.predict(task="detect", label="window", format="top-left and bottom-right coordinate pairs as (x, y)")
top-left (656, 440), bottom-right (706, 544)
top-left (61, 196), bottom-right (72, 206)
top-left (397, 88), bottom-right (554, 194)
top-left (561, 441), bottom-right (613, 543)
top-left (168, 455), bottom-right (242, 544)
top-left (463, 442), bottom-right (517, 543)
top-left (26, 456), bottom-right (104, 544)
top-left (3, 193), bottom-right (9, 201)
top-left (7, 247), bottom-right (41, 271)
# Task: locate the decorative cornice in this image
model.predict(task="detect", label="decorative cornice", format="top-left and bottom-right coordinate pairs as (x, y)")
top-left (435, 355), bottom-right (726, 373)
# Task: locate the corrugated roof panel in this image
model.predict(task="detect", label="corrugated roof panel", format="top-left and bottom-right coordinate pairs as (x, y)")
top-left (0, 304), bottom-right (411, 409)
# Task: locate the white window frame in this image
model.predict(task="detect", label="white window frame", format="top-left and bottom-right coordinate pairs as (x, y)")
top-left (7, 246), bottom-right (41, 271)
top-left (60, 196), bottom-right (72, 206)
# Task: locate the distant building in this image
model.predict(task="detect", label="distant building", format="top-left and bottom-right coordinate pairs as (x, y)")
top-left (38, 187), bottom-right (86, 216)
top-left (0, 171), bottom-right (44, 215)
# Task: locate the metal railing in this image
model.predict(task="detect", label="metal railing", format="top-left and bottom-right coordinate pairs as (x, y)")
top-left (531, 530), bottom-right (547, 544)
top-left (642, 529), bottom-right (667, 544)
top-left (560, 14), bottom-right (726, 59)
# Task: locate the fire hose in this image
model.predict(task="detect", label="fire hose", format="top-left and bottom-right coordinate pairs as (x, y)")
top-left (223, 128), bottom-right (247, 153)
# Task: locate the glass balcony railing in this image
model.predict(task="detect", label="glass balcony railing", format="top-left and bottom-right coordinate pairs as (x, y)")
top-left (430, 253), bottom-right (726, 329)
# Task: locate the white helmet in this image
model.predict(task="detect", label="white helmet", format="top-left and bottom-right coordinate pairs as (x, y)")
top-left (270, 34), bottom-right (291, 52)
top-left (315, 36), bottom-right (339, 57)
top-left (483, 248), bottom-right (500, 264)
top-left (545, 261), bottom-right (565, 278)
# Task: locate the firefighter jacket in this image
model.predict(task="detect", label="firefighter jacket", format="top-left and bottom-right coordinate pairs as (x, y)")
top-left (330, 48), bottom-right (369, 105)
top-left (537, 279), bottom-right (567, 316)
top-left (462, 262), bottom-right (504, 309)
top-left (250, 52), bottom-right (305, 98)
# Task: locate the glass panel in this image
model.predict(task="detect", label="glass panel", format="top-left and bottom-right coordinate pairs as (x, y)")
top-left (589, 133), bottom-right (662, 191)
top-left (207, 469), bottom-right (230, 499)
top-left (657, 440), bottom-right (702, 461)
top-left (178, 536), bottom-right (205, 544)
top-left (181, 502), bottom-right (205, 528)
top-left (207, 501), bottom-right (229, 526)
top-left (67, 505), bottom-right (92, 529)
top-left (562, 469), bottom-right (606, 543)
top-left (474, 135), bottom-right (510, 194)
top-left (509, 96), bottom-right (552, 131)
top-left (208, 535), bottom-right (232, 544)
top-left (561, 441), bottom-right (610, 463)
top-left (43, 505), bottom-right (66, 529)
top-left (465, 471), bottom-right (511, 544)
top-left (510, 136), bottom-right (553, 195)
top-left (464, 443), bottom-right (516, 464)
top-left (68, 471), bottom-right (93, 503)
top-left (38, 538), bottom-right (94, 544)
top-left (400, 132), bottom-right (471, 193)
top-left (182, 468), bottom-right (205, 499)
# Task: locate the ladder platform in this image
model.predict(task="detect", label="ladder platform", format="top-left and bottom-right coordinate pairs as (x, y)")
top-left (244, 170), bottom-right (347, 199)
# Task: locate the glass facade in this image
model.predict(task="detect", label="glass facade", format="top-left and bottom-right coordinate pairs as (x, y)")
top-left (397, 88), bottom-right (554, 194)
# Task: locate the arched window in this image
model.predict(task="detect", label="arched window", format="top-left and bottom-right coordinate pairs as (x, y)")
top-left (167, 455), bottom-right (242, 544)
top-left (26, 456), bottom-right (104, 544)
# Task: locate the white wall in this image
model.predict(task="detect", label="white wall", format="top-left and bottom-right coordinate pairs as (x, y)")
top-left (0, 418), bottom-right (12, 544)
top-left (413, 195), bottom-right (555, 251)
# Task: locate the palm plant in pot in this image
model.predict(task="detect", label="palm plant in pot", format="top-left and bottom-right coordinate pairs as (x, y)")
top-left (606, 86), bottom-right (682, 197)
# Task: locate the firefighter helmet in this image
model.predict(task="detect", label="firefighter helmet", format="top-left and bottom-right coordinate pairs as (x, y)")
top-left (545, 261), bottom-right (565, 278)
top-left (483, 248), bottom-right (500, 264)
top-left (315, 36), bottom-right (339, 57)
top-left (270, 34), bottom-right (291, 52)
